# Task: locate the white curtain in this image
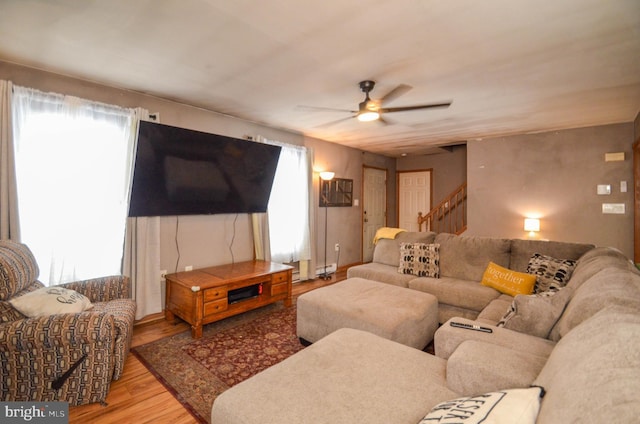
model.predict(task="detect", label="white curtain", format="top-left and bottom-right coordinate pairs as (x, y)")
top-left (123, 109), bottom-right (162, 320)
top-left (11, 86), bottom-right (135, 285)
top-left (253, 137), bottom-right (314, 280)
top-left (0, 80), bottom-right (20, 240)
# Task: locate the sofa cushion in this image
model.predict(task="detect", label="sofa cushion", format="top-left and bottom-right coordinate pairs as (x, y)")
top-left (434, 317), bottom-right (556, 360)
top-left (566, 246), bottom-right (639, 292)
top-left (436, 233), bottom-right (511, 281)
top-left (0, 240), bottom-right (40, 300)
top-left (526, 253), bottom-right (577, 293)
top-left (211, 328), bottom-right (457, 424)
top-left (480, 262), bottom-right (536, 296)
top-left (419, 387), bottom-right (544, 424)
top-left (475, 294), bottom-right (514, 325)
top-left (408, 276), bottom-right (501, 313)
top-left (509, 238), bottom-right (593, 273)
top-left (497, 288), bottom-right (572, 338)
top-left (373, 231), bottom-right (436, 267)
top-left (398, 243), bottom-right (440, 277)
top-left (347, 262), bottom-right (415, 288)
top-left (534, 306), bottom-right (640, 423)
top-left (9, 286), bottom-right (94, 317)
top-left (446, 340), bottom-right (548, 396)
top-left (549, 267), bottom-right (640, 341)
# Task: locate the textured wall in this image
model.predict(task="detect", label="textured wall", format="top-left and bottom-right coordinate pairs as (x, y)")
top-left (467, 123), bottom-right (634, 257)
top-left (397, 145), bottom-right (467, 207)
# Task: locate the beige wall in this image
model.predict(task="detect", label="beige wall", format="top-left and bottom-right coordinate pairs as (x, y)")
top-left (3, 60), bottom-right (636, 275)
top-left (397, 145), bottom-right (467, 208)
top-left (0, 61), bottom-right (390, 277)
top-left (466, 123), bottom-right (634, 257)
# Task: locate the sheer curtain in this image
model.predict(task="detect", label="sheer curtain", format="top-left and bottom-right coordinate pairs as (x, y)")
top-left (253, 138), bottom-right (314, 280)
top-left (0, 80), bottom-right (20, 240)
top-left (11, 86), bottom-right (135, 285)
top-left (123, 108), bottom-right (162, 320)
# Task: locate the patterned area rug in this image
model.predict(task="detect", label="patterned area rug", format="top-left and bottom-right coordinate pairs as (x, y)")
top-left (132, 302), bottom-right (304, 423)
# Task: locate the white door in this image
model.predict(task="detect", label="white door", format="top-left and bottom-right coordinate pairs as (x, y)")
top-left (398, 171), bottom-right (431, 232)
top-left (362, 167), bottom-right (387, 262)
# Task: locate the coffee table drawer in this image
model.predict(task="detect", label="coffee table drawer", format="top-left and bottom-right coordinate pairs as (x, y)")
top-left (272, 271), bottom-right (289, 284)
top-left (204, 298), bottom-right (228, 316)
top-left (204, 286), bottom-right (227, 302)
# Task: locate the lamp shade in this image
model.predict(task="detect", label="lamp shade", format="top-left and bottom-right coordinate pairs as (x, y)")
top-left (319, 171), bottom-right (335, 181)
top-left (524, 218), bottom-right (540, 232)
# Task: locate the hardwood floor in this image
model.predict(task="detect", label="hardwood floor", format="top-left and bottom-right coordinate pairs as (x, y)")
top-left (68, 271), bottom-right (344, 423)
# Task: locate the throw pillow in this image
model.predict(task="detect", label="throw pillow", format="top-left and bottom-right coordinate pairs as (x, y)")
top-left (9, 287), bottom-right (93, 318)
top-left (497, 287), bottom-right (573, 338)
top-left (418, 386), bottom-right (544, 424)
top-left (527, 253), bottom-right (577, 293)
top-left (398, 242), bottom-right (440, 278)
top-left (480, 262), bottom-right (536, 296)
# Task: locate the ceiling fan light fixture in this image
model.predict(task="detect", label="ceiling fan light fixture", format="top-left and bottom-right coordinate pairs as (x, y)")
top-left (357, 110), bottom-right (380, 122)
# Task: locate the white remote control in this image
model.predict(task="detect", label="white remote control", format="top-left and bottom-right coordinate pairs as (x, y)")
top-left (450, 321), bottom-right (493, 333)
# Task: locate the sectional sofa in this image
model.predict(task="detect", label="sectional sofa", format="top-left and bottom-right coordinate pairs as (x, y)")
top-left (211, 232), bottom-right (640, 423)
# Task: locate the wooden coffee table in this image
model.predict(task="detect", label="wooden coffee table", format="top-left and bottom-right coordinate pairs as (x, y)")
top-left (164, 260), bottom-right (293, 338)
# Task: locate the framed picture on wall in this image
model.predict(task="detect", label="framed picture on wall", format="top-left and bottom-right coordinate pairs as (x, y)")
top-left (320, 178), bottom-right (353, 207)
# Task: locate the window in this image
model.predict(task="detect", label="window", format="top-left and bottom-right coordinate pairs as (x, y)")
top-left (266, 142), bottom-right (311, 264)
top-left (12, 87), bottom-right (135, 285)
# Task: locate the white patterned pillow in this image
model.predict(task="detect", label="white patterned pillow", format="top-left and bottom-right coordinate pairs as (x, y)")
top-left (9, 287), bottom-right (93, 317)
top-left (418, 387), bottom-right (544, 424)
top-left (527, 253), bottom-right (577, 293)
top-left (398, 243), bottom-right (440, 278)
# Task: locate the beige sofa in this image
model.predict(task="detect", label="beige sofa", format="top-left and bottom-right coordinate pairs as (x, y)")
top-left (347, 231), bottom-right (594, 323)
top-left (211, 234), bottom-right (640, 423)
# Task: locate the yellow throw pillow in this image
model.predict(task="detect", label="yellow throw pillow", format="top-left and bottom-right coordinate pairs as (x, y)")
top-left (481, 261), bottom-right (536, 296)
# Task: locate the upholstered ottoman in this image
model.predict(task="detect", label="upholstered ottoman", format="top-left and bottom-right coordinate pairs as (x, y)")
top-left (297, 277), bottom-right (438, 349)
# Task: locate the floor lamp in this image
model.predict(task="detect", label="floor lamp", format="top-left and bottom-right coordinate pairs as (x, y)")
top-left (319, 171), bottom-right (335, 280)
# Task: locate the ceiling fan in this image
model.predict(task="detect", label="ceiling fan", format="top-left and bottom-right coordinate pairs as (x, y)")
top-left (297, 80), bottom-right (451, 126)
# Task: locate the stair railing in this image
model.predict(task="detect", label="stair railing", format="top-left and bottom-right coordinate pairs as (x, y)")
top-left (417, 182), bottom-right (467, 234)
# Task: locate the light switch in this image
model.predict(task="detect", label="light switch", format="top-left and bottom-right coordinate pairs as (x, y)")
top-left (621, 181), bottom-right (627, 193)
top-left (597, 185), bottom-right (611, 195)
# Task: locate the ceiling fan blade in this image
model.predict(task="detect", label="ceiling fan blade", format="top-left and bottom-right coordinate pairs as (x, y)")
top-left (296, 105), bottom-right (356, 114)
top-left (377, 115), bottom-right (393, 126)
top-left (315, 115), bottom-right (356, 128)
top-left (380, 101), bottom-right (452, 113)
top-left (379, 84), bottom-right (412, 106)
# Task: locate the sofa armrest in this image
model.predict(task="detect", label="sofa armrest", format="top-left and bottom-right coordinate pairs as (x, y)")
top-left (446, 340), bottom-right (548, 396)
top-left (59, 275), bottom-right (131, 302)
top-left (0, 313), bottom-right (116, 351)
top-left (0, 313), bottom-right (116, 404)
top-left (434, 317), bottom-right (556, 359)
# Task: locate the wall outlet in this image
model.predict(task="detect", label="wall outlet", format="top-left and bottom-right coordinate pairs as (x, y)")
top-left (185, 265), bottom-right (193, 272)
top-left (334, 243), bottom-right (340, 252)
top-left (160, 270), bottom-right (167, 280)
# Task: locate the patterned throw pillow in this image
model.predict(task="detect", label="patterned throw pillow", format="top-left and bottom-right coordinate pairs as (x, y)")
top-left (527, 253), bottom-right (577, 293)
top-left (398, 243), bottom-right (440, 278)
top-left (418, 387), bottom-right (544, 424)
top-left (9, 286), bottom-right (93, 318)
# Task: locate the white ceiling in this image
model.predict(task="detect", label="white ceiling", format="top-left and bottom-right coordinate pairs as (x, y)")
top-left (1, 0), bottom-right (639, 156)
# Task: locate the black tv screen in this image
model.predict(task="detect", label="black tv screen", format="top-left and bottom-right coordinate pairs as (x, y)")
top-left (128, 121), bottom-right (281, 217)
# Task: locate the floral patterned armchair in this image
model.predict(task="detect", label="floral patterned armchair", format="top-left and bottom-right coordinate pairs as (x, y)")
top-left (0, 240), bottom-right (136, 405)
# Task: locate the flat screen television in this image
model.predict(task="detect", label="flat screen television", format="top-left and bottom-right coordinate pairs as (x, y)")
top-left (128, 121), bottom-right (281, 217)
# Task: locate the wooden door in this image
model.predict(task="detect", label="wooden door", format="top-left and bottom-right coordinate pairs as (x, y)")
top-left (634, 137), bottom-right (639, 264)
top-left (398, 170), bottom-right (432, 232)
top-left (362, 167), bottom-right (387, 262)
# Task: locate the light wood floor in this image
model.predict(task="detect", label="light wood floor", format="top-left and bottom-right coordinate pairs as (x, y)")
top-left (68, 273), bottom-right (342, 424)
